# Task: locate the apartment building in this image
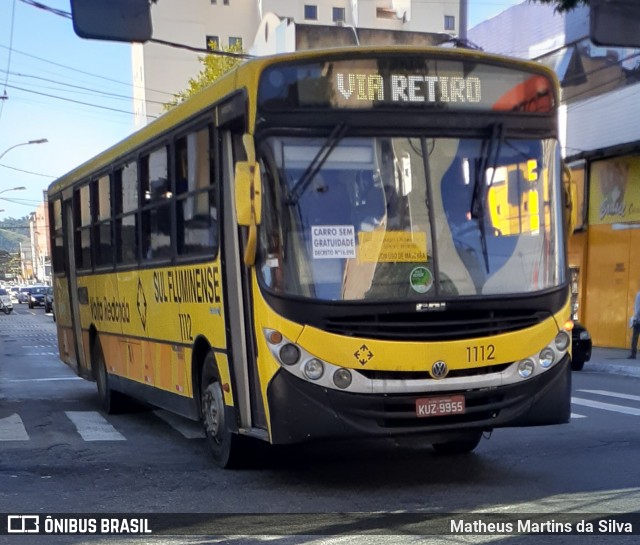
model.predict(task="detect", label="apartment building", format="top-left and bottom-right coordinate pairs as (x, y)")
top-left (133, 0), bottom-right (464, 123)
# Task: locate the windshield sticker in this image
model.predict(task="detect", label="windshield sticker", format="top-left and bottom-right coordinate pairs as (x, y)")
top-left (358, 231), bottom-right (428, 263)
top-left (410, 266), bottom-right (434, 294)
top-left (311, 225), bottom-right (356, 259)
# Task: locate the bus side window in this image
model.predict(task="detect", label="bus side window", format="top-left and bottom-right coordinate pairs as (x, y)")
top-left (114, 162), bottom-right (138, 264)
top-left (94, 174), bottom-right (113, 267)
top-left (141, 146), bottom-right (171, 260)
top-left (176, 126), bottom-right (218, 257)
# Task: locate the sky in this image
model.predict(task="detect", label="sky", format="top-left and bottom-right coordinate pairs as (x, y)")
top-left (0, 0), bottom-right (524, 223)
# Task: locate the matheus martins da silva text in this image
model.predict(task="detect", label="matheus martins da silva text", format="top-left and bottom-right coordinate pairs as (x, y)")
top-left (450, 518), bottom-right (633, 534)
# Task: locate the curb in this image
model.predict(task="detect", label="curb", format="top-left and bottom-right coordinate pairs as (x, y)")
top-left (582, 348), bottom-right (640, 378)
top-left (584, 362), bottom-right (640, 379)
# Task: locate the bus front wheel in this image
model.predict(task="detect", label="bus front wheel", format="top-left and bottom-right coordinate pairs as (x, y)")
top-left (431, 432), bottom-right (483, 455)
top-left (201, 352), bottom-right (244, 468)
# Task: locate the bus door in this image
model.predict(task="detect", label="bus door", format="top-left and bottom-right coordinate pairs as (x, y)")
top-left (62, 197), bottom-right (89, 377)
top-left (218, 115), bottom-right (267, 439)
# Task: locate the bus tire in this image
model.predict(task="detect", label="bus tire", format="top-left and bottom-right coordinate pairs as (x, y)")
top-left (201, 352), bottom-right (244, 468)
top-left (432, 432), bottom-right (483, 455)
top-left (93, 337), bottom-right (128, 414)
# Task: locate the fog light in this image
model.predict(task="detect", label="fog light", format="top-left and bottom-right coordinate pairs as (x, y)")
top-left (304, 359), bottom-right (324, 380)
top-left (518, 359), bottom-right (535, 378)
top-left (539, 347), bottom-right (555, 368)
top-left (279, 343), bottom-right (300, 365)
top-left (333, 368), bottom-right (352, 389)
top-left (554, 331), bottom-right (570, 351)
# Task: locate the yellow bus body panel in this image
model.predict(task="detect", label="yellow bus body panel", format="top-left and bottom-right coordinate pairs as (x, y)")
top-left (75, 259), bottom-right (227, 400)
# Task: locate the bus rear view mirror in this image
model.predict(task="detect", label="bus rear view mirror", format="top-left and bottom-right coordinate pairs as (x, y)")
top-left (235, 162), bottom-right (255, 226)
top-left (70, 0), bottom-right (153, 43)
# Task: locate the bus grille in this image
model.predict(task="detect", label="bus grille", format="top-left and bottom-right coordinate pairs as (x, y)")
top-left (323, 310), bottom-right (549, 341)
top-left (358, 362), bottom-right (512, 381)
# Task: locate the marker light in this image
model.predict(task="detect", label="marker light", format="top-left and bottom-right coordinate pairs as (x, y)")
top-left (304, 359), bottom-right (324, 380)
top-left (267, 330), bottom-right (283, 345)
top-left (333, 368), bottom-right (353, 389)
top-left (518, 359), bottom-right (535, 378)
top-left (554, 331), bottom-right (571, 352)
top-left (539, 347), bottom-right (555, 368)
top-left (279, 344), bottom-right (300, 365)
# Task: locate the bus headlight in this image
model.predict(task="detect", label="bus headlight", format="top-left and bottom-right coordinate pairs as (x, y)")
top-left (518, 359), bottom-right (535, 378)
top-left (539, 347), bottom-right (555, 368)
top-left (303, 359), bottom-right (324, 380)
top-left (333, 368), bottom-right (352, 389)
top-left (279, 344), bottom-right (300, 366)
top-left (554, 331), bottom-right (570, 352)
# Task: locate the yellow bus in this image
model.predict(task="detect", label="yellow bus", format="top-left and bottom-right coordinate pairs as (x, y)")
top-left (48, 46), bottom-right (573, 467)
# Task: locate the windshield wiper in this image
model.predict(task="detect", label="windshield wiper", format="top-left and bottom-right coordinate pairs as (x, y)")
top-left (285, 122), bottom-right (348, 205)
top-left (470, 122), bottom-right (504, 273)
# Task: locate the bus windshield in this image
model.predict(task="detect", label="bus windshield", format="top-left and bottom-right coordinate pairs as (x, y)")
top-left (258, 135), bottom-right (565, 301)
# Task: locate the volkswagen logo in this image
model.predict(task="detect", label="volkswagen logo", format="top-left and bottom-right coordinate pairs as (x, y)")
top-left (430, 360), bottom-right (449, 379)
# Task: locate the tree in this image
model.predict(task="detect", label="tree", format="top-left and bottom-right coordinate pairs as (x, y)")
top-left (164, 42), bottom-right (245, 110)
top-left (534, 0), bottom-right (589, 12)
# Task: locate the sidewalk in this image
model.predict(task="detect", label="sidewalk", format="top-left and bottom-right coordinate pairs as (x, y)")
top-left (584, 347), bottom-right (640, 378)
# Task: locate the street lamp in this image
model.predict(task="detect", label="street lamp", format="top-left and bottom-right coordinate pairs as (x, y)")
top-left (0, 139), bottom-right (48, 162)
top-left (0, 186), bottom-right (26, 196)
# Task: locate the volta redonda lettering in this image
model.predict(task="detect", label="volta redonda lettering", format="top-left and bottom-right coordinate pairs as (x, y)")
top-left (336, 73), bottom-right (482, 104)
top-left (153, 265), bottom-right (221, 304)
top-left (90, 296), bottom-right (131, 324)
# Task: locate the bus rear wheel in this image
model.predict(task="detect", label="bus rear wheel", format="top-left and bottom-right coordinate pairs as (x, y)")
top-left (431, 432), bottom-right (483, 455)
top-left (201, 353), bottom-right (244, 468)
top-left (93, 337), bottom-right (128, 414)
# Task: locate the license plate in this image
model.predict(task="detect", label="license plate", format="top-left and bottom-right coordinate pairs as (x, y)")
top-left (416, 395), bottom-right (465, 418)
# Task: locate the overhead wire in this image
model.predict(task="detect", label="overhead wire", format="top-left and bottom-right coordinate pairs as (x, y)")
top-left (0, 67), bottom-right (169, 106)
top-left (0, 0), bottom-right (18, 123)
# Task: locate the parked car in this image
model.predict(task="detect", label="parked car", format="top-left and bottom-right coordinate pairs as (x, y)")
top-left (44, 286), bottom-right (54, 314)
top-left (0, 288), bottom-right (13, 314)
top-left (571, 321), bottom-right (592, 371)
top-left (28, 286), bottom-right (47, 309)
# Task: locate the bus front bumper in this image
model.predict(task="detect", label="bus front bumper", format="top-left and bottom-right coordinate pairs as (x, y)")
top-left (266, 355), bottom-right (571, 445)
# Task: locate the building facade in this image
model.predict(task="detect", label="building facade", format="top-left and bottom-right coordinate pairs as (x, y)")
top-left (133, 0), bottom-right (464, 123)
top-left (29, 200), bottom-right (51, 285)
top-left (469, 2), bottom-right (640, 349)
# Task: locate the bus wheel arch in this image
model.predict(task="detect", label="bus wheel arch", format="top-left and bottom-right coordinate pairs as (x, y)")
top-left (90, 326), bottom-right (128, 414)
top-left (191, 336), bottom-right (212, 417)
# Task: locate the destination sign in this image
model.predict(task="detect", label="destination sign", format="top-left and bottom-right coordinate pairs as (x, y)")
top-left (258, 56), bottom-right (555, 113)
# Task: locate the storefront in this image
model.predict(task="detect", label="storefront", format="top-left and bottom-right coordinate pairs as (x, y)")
top-left (569, 152), bottom-right (640, 348)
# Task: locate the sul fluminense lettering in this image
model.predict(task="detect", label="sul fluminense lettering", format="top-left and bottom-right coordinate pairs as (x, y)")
top-left (153, 265), bottom-right (221, 305)
top-left (336, 73), bottom-right (482, 104)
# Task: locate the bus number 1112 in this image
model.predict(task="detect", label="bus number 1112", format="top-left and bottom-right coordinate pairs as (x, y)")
top-left (466, 344), bottom-right (495, 363)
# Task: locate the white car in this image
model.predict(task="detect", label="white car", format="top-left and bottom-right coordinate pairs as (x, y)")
top-left (0, 288), bottom-right (13, 314)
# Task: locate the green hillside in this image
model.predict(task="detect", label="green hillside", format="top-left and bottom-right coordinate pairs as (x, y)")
top-left (0, 216), bottom-right (30, 252)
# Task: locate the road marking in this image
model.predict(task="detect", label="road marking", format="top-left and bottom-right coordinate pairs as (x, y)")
top-left (153, 410), bottom-right (205, 439)
top-left (65, 411), bottom-right (126, 441)
top-left (8, 377), bottom-right (81, 383)
top-left (571, 413), bottom-right (586, 419)
top-left (0, 414), bottom-right (29, 441)
top-left (571, 397), bottom-right (640, 416)
top-left (578, 389), bottom-right (640, 403)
